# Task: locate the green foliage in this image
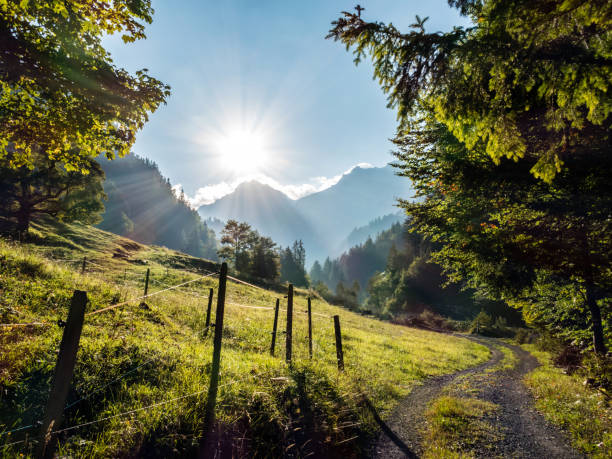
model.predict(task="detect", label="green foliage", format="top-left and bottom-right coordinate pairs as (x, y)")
top-left (311, 222), bottom-right (405, 297)
top-left (0, 0), bottom-right (170, 172)
top-left (329, 1), bottom-right (611, 355)
top-left (469, 311), bottom-right (513, 337)
top-left (0, 153), bottom-right (105, 233)
top-left (334, 280), bottom-right (361, 310)
top-left (364, 222), bottom-right (519, 323)
top-left (280, 240), bottom-right (308, 287)
top-left (98, 154), bottom-right (218, 261)
top-left (218, 219), bottom-right (280, 282)
top-left (471, 310), bottom-right (493, 332)
top-left (395, 122), bottom-right (610, 353)
top-left (328, 0), bottom-right (612, 181)
top-left (218, 219), bottom-right (256, 269)
top-left (522, 344), bottom-right (612, 457)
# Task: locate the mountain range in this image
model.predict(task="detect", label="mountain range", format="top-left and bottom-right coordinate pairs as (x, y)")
top-left (197, 164), bottom-right (414, 264)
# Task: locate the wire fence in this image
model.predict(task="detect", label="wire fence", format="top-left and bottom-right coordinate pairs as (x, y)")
top-left (1, 254), bottom-right (346, 455)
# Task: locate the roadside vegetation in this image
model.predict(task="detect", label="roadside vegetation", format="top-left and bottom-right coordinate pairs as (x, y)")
top-left (423, 396), bottom-right (499, 459)
top-left (0, 221), bottom-right (490, 457)
top-left (420, 341), bottom-right (516, 458)
top-left (522, 344), bottom-right (611, 458)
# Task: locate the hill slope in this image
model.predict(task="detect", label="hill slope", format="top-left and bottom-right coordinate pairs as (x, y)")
top-left (198, 164), bottom-right (414, 263)
top-left (98, 154), bottom-right (218, 260)
top-left (339, 212), bottom-right (404, 255)
top-left (295, 165), bottom-right (411, 241)
top-left (0, 221), bottom-right (489, 457)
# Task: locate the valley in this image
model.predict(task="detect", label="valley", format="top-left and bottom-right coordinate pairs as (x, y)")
top-left (196, 164), bottom-right (412, 264)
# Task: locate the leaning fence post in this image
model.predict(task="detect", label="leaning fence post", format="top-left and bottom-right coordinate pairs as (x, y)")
top-left (307, 297), bottom-right (313, 359)
top-left (199, 263), bottom-right (227, 458)
top-left (285, 284), bottom-right (293, 363)
top-left (270, 298), bottom-right (280, 356)
top-left (36, 290), bottom-right (87, 459)
top-left (143, 268), bottom-right (150, 298)
top-left (203, 288), bottom-right (214, 337)
top-left (333, 315), bottom-right (344, 371)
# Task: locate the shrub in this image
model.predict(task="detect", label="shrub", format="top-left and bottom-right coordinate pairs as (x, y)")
top-left (392, 309), bottom-right (456, 332)
top-left (514, 328), bottom-right (532, 344)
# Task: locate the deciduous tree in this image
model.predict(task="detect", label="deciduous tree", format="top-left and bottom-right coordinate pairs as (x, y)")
top-left (0, 154), bottom-right (105, 232)
top-left (0, 0), bottom-right (170, 172)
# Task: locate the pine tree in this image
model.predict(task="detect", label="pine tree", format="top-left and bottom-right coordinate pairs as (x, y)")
top-left (218, 220), bottom-right (255, 269)
top-left (310, 260), bottom-right (323, 284)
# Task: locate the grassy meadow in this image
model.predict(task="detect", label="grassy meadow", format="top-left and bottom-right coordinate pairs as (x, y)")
top-left (0, 221), bottom-right (490, 457)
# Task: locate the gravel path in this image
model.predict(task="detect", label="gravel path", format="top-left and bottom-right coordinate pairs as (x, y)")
top-left (371, 336), bottom-right (582, 458)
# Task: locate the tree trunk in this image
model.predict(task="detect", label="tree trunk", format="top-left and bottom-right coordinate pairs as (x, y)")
top-left (586, 280), bottom-right (607, 356)
top-left (580, 225), bottom-right (607, 356)
top-left (16, 207), bottom-right (30, 234)
top-left (16, 183), bottom-right (32, 234)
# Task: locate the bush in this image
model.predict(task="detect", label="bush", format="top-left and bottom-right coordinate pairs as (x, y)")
top-left (552, 345), bottom-right (583, 374)
top-left (582, 354), bottom-right (612, 393)
top-left (514, 328), bottom-right (533, 344)
top-left (470, 311), bottom-right (514, 337)
top-left (392, 309), bottom-right (456, 332)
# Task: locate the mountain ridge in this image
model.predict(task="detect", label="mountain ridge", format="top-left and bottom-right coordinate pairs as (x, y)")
top-left (197, 164), bottom-right (414, 263)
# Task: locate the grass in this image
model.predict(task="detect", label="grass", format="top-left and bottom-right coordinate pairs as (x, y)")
top-left (521, 344), bottom-right (612, 458)
top-left (419, 339), bottom-right (518, 457)
top-left (423, 396), bottom-right (499, 459)
top-left (0, 220), bottom-right (490, 457)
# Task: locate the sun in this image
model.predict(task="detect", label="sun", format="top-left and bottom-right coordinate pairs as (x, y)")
top-left (214, 128), bottom-right (268, 174)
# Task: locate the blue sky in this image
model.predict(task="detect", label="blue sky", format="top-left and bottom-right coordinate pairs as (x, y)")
top-left (104, 1), bottom-right (469, 206)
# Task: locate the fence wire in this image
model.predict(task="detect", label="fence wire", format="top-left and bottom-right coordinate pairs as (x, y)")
top-left (2, 252), bottom-right (344, 452)
top-left (86, 272), bottom-right (217, 316)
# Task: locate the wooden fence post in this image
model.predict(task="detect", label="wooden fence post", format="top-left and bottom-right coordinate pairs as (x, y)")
top-left (333, 315), bottom-right (344, 371)
top-left (36, 290), bottom-right (87, 459)
top-left (203, 288), bottom-right (214, 337)
top-left (286, 284), bottom-right (293, 363)
top-left (199, 263), bottom-right (227, 458)
top-left (270, 298), bottom-right (280, 356)
top-left (143, 268), bottom-right (150, 298)
top-left (307, 297), bottom-right (313, 359)
top-left (81, 256), bottom-right (86, 274)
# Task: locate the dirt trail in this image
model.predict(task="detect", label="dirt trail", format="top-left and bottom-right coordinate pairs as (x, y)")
top-left (371, 336), bottom-right (582, 458)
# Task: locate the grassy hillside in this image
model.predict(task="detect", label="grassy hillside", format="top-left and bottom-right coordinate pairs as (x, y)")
top-left (0, 221), bottom-right (489, 457)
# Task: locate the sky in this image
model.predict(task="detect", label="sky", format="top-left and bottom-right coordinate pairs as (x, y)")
top-left (104, 1), bottom-right (469, 207)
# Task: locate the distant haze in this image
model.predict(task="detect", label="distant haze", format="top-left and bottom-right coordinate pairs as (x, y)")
top-left (198, 164), bottom-right (414, 264)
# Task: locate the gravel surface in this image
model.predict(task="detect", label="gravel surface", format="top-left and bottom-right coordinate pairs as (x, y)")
top-left (371, 336), bottom-right (582, 458)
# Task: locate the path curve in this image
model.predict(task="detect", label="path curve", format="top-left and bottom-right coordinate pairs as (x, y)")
top-left (371, 336), bottom-right (582, 458)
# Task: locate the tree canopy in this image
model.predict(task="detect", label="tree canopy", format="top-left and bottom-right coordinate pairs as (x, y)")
top-left (218, 220), bottom-right (280, 282)
top-left (330, 1), bottom-right (611, 355)
top-left (0, 153), bottom-right (105, 232)
top-left (328, 0), bottom-right (611, 181)
top-left (0, 0), bottom-right (170, 172)
top-left (395, 123), bottom-right (610, 351)
top-left (280, 240), bottom-right (308, 287)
